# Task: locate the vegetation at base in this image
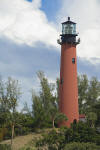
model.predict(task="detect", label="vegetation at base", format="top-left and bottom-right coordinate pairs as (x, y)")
top-left (64, 142), bottom-right (100, 150)
top-left (0, 144), bottom-right (11, 150)
top-left (0, 72), bottom-right (100, 149)
top-left (19, 148), bottom-right (35, 150)
top-left (36, 122), bottom-right (100, 150)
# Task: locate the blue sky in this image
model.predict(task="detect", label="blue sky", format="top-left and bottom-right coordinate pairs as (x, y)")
top-left (0, 0), bottom-right (100, 110)
top-left (41, 0), bottom-right (61, 21)
top-left (27, 0), bottom-right (62, 21)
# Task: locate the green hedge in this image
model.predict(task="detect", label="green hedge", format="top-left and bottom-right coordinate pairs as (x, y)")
top-left (64, 142), bottom-right (100, 150)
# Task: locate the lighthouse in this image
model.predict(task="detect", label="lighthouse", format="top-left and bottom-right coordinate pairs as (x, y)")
top-left (57, 17), bottom-right (80, 127)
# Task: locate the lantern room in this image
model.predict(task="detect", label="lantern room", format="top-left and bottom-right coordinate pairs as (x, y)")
top-left (58, 17), bottom-right (80, 45)
top-left (62, 17), bottom-right (76, 35)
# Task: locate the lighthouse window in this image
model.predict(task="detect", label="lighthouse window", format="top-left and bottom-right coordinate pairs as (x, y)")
top-left (72, 58), bottom-right (75, 64)
top-left (60, 78), bottom-right (63, 84)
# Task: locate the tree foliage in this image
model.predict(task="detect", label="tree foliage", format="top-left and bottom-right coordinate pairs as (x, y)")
top-left (86, 112), bottom-right (97, 128)
top-left (0, 72), bottom-right (100, 149)
top-left (78, 74), bottom-right (89, 114)
top-left (32, 71), bottom-right (67, 128)
top-left (0, 77), bottom-right (21, 146)
top-left (78, 75), bottom-right (100, 114)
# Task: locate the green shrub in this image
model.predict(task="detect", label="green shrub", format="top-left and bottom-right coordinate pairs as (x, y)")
top-left (36, 129), bottom-right (66, 150)
top-left (14, 127), bottom-right (32, 136)
top-left (36, 124), bottom-right (100, 150)
top-left (64, 142), bottom-right (100, 150)
top-left (3, 128), bottom-right (11, 140)
top-left (0, 144), bottom-right (11, 150)
top-left (19, 147), bottom-right (35, 150)
top-left (0, 128), bottom-right (4, 141)
top-left (20, 127), bottom-right (32, 135)
top-left (0, 128), bottom-right (8, 141)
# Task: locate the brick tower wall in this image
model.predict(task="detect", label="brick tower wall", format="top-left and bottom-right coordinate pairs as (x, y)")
top-left (59, 43), bottom-right (79, 127)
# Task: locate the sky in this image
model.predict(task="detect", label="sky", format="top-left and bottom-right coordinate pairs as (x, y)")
top-left (0, 0), bottom-right (100, 110)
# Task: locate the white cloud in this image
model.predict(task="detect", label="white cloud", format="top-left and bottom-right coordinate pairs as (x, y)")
top-left (32, 0), bottom-right (41, 9)
top-left (59, 0), bottom-right (100, 61)
top-left (0, 0), bottom-right (58, 48)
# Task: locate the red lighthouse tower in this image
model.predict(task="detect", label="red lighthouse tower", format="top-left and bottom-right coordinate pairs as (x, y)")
top-left (58, 17), bottom-right (80, 127)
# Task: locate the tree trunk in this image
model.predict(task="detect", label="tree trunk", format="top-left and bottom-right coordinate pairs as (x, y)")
top-left (11, 124), bottom-right (14, 149)
top-left (52, 119), bottom-right (55, 128)
top-left (92, 121), bottom-right (95, 128)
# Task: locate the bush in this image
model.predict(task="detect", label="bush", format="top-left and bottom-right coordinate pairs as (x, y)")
top-left (3, 128), bottom-right (11, 140)
top-left (69, 122), bottom-right (99, 143)
top-left (0, 144), bottom-right (11, 150)
top-left (64, 142), bottom-right (100, 150)
top-left (0, 128), bottom-right (8, 141)
top-left (19, 147), bottom-right (35, 150)
top-left (36, 129), bottom-right (66, 150)
top-left (0, 128), bottom-right (4, 141)
top-left (20, 127), bottom-right (32, 135)
top-left (36, 123), bottom-right (100, 150)
top-left (14, 127), bottom-right (32, 136)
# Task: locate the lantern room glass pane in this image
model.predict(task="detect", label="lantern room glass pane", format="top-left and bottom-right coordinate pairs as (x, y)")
top-left (62, 23), bottom-right (76, 35)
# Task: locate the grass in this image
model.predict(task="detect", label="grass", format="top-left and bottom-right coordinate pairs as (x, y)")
top-left (0, 133), bottom-right (40, 150)
top-left (0, 128), bottom-right (53, 150)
